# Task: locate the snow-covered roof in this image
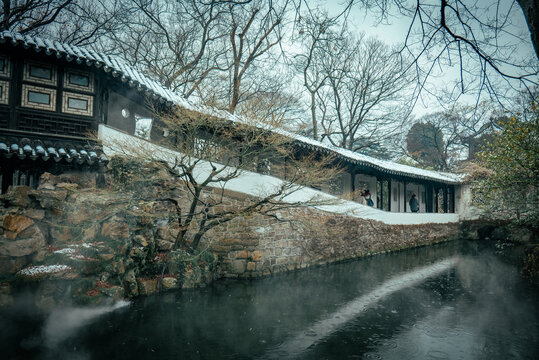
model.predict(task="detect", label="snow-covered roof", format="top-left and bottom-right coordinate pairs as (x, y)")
top-left (1, 31), bottom-right (461, 185)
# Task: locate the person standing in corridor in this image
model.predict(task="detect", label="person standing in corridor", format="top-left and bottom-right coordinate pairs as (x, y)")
top-left (409, 194), bottom-right (419, 213)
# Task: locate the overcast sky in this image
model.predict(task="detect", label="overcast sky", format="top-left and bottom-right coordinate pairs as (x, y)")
top-left (318, 0), bottom-right (538, 116)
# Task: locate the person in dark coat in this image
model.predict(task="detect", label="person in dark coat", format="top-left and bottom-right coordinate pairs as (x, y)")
top-left (364, 189), bottom-right (374, 207)
top-left (409, 194), bottom-right (419, 213)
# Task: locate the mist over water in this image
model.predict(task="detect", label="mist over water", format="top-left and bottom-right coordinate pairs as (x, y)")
top-left (2, 240), bottom-right (538, 360)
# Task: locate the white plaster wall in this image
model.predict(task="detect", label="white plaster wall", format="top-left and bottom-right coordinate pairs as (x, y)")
top-left (390, 182), bottom-right (399, 212)
top-left (99, 125), bottom-right (460, 225)
top-left (456, 184), bottom-right (482, 220)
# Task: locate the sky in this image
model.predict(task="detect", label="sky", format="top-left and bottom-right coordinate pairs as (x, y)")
top-left (318, 0), bottom-right (538, 117)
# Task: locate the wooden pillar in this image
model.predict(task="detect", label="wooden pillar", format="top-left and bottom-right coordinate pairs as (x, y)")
top-left (404, 181), bottom-right (407, 212)
top-left (450, 185), bottom-right (455, 213)
top-left (387, 179), bottom-right (392, 212)
top-left (443, 185), bottom-right (448, 214)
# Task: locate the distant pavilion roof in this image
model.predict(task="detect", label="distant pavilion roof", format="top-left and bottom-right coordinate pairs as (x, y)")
top-left (0, 31), bottom-right (461, 184)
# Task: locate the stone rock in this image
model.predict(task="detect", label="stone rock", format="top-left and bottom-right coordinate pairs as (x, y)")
top-left (99, 253), bottom-right (114, 261)
top-left (111, 259), bottom-right (125, 275)
top-left (0, 225), bottom-right (46, 257)
top-left (123, 269), bottom-right (138, 297)
top-left (101, 218), bottom-right (130, 240)
top-left (156, 226), bottom-right (172, 241)
top-left (39, 172), bottom-right (55, 184)
top-left (3, 215), bottom-right (34, 239)
top-left (133, 235), bottom-right (149, 247)
top-left (50, 226), bottom-right (72, 244)
top-left (157, 240), bottom-right (173, 251)
top-left (99, 285), bottom-right (124, 300)
top-left (26, 209), bottom-right (45, 221)
top-left (138, 278), bottom-right (158, 296)
top-left (252, 250), bottom-right (262, 261)
top-left (0, 255), bottom-right (28, 275)
top-left (181, 268), bottom-right (202, 289)
top-left (161, 277), bottom-right (179, 290)
top-left (32, 249), bottom-right (48, 262)
top-left (57, 172), bottom-right (96, 189)
top-left (230, 260), bottom-right (246, 274)
top-left (237, 250), bottom-right (249, 259)
top-left (2, 186), bottom-right (34, 207)
top-left (509, 227), bottom-right (533, 243)
top-left (82, 225), bottom-right (98, 241)
top-left (35, 190), bottom-right (68, 208)
top-left (37, 183), bottom-right (56, 191)
top-left (56, 182), bottom-right (79, 191)
top-left (246, 261), bottom-right (256, 271)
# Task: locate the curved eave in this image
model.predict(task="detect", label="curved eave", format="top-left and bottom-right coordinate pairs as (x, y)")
top-left (294, 141), bottom-right (461, 185)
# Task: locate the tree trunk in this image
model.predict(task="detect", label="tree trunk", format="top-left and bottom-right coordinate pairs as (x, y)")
top-left (311, 91), bottom-right (318, 140)
top-left (517, 0), bottom-right (539, 59)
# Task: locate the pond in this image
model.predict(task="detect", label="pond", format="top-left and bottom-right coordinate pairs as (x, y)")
top-left (2, 240), bottom-right (538, 359)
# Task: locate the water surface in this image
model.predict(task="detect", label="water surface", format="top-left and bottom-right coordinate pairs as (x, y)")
top-left (2, 240), bottom-right (538, 359)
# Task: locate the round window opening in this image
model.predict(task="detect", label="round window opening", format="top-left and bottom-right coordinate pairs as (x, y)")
top-left (121, 108), bottom-right (130, 118)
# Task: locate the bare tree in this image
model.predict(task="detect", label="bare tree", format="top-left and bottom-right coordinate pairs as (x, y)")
top-left (100, 0), bottom-right (229, 98)
top-left (294, 9), bottom-right (341, 140)
top-left (1, 0), bottom-right (129, 47)
top-left (97, 0), bottom-right (290, 115)
top-left (224, 0), bottom-right (290, 113)
top-left (317, 34), bottom-right (412, 153)
top-left (1, 0), bottom-right (73, 33)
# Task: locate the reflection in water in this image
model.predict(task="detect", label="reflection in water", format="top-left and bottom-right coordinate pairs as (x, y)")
top-left (1, 241), bottom-right (538, 360)
top-left (263, 257), bottom-right (459, 359)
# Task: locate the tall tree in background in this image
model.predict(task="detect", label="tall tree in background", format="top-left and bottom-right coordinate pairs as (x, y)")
top-left (404, 105), bottom-right (498, 170)
top-left (406, 121), bottom-right (447, 170)
top-left (294, 9), bottom-right (340, 141)
top-left (317, 34), bottom-right (411, 154)
top-left (225, 0), bottom-right (289, 114)
top-left (1, 0), bottom-right (73, 33)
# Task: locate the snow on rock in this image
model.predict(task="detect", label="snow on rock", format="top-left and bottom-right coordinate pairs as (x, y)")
top-left (18, 265), bottom-right (72, 277)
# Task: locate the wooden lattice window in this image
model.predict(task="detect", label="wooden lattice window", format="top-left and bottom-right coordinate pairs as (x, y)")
top-left (23, 62), bottom-right (57, 86)
top-left (21, 84), bottom-right (56, 111)
top-left (0, 56), bottom-right (11, 78)
top-left (64, 69), bottom-right (94, 92)
top-left (0, 80), bottom-right (9, 105)
top-left (62, 91), bottom-right (93, 117)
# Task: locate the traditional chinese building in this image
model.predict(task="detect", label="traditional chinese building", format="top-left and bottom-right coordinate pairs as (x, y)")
top-left (0, 32), bottom-right (462, 214)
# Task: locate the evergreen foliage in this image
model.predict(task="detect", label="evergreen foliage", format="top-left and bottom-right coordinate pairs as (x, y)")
top-left (473, 103), bottom-right (539, 224)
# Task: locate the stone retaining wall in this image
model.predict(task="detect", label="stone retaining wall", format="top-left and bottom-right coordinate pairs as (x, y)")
top-left (203, 191), bottom-right (460, 278)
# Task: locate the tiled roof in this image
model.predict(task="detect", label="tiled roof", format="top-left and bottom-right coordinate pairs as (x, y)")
top-left (0, 136), bottom-right (108, 165)
top-left (0, 31), bottom-right (460, 184)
